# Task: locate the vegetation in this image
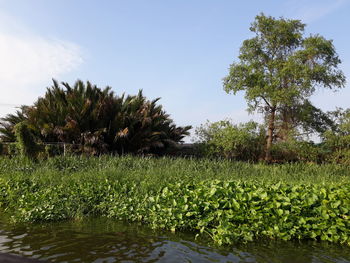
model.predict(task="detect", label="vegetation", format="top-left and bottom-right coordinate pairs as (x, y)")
top-left (0, 156), bottom-right (349, 245)
top-left (14, 122), bottom-right (40, 160)
top-left (223, 14), bottom-right (345, 161)
top-left (0, 80), bottom-right (191, 156)
top-left (195, 120), bottom-right (265, 161)
top-left (194, 118), bottom-right (350, 163)
top-left (0, 13), bottom-right (348, 249)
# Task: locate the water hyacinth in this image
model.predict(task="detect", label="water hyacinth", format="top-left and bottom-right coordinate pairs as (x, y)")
top-left (0, 156), bottom-right (349, 246)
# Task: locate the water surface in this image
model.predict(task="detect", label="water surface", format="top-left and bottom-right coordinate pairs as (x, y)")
top-left (0, 217), bottom-right (349, 263)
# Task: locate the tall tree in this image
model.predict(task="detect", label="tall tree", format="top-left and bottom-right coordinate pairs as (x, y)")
top-left (223, 14), bottom-right (345, 161)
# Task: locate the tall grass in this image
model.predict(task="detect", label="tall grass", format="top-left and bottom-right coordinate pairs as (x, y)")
top-left (1, 155), bottom-right (349, 189)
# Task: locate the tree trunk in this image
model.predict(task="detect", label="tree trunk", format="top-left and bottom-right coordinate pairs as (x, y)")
top-left (265, 107), bottom-right (276, 162)
top-left (279, 107), bottom-right (293, 142)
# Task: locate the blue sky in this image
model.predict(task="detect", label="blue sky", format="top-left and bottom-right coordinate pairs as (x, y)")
top-left (0, 0), bottom-right (349, 140)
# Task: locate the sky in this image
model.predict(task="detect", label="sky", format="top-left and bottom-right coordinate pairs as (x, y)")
top-left (0, 0), bottom-right (349, 141)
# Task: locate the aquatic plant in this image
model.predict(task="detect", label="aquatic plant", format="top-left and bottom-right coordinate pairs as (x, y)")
top-left (0, 156), bottom-right (349, 245)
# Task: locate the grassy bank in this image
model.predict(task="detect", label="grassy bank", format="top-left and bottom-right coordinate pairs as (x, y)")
top-left (0, 156), bottom-right (349, 245)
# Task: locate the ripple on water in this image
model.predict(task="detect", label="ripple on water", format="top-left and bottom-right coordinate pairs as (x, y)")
top-left (0, 217), bottom-right (349, 263)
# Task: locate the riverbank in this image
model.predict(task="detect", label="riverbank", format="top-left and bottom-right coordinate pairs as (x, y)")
top-left (0, 156), bottom-right (349, 245)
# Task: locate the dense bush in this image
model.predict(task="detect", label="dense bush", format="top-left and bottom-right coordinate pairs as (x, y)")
top-left (14, 122), bottom-right (41, 160)
top-left (322, 108), bottom-right (350, 164)
top-left (7, 143), bottom-right (19, 156)
top-left (44, 144), bottom-right (62, 158)
top-left (194, 118), bottom-right (350, 163)
top-left (195, 120), bottom-right (265, 161)
top-left (271, 140), bottom-right (326, 163)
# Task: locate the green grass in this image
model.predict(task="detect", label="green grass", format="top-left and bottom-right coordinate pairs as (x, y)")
top-left (0, 155), bottom-right (349, 245)
top-left (1, 155), bottom-right (349, 188)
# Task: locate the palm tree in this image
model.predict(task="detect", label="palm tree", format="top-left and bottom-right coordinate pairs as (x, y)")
top-left (0, 79), bottom-right (191, 155)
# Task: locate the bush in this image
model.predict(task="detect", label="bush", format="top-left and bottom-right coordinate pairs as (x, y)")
top-left (325, 149), bottom-right (350, 165)
top-left (195, 120), bottom-right (265, 161)
top-left (7, 143), bottom-right (19, 156)
top-left (44, 144), bottom-right (62, 157)
top-left (14, 122), bottom-right (40, 160)
top-left (323, 130), bottom-right (350, 165)
top-left (271, 140), bottom-right (325, 163)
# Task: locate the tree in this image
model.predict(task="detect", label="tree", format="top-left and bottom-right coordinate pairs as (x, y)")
top-left (223, 14), bottom-right (345, 161)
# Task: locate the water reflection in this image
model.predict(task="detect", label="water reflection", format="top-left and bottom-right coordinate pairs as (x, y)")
top-left (0, 217), bottom-right (349, 263)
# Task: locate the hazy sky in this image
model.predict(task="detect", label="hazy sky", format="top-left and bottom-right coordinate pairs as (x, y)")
top-left (0, 0), bottom-right (349, 140)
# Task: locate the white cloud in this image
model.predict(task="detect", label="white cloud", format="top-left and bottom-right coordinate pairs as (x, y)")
top-left (0, 12), bottom-right (83, 118)
top-left (285, 0), bottom-right (349, 23)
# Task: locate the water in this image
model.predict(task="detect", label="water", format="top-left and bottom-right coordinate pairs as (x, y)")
top-left (0, 216), bottom-right (349, 263)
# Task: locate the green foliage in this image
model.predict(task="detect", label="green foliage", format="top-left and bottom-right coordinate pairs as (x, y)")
top-left (195, 120), bottom-right (265, 161)
top-left (0, 156), bottom-right (349, 246)
top-left (322, 108), bottom-right (350, 164)
top-left (0, 80), bottom-right (191, 155)
top-left (274, 100), bottom-right (335, 141)
top-left (7, 143), bottom-right (19, 156)
top-left (223, 13), bottom-right (345, 161)
top-left (271, 140), bottom-right (324, 163)
top-left (14, 122), bottom-right (40, 160)
top-left (325, 149), bottom-right (350, 165)
top-left (0, 106), bottom-right (28, 142)
top-left (44, 144), bottom-right (62, 158)
top-left (105, 181), bottom-right (350, 245)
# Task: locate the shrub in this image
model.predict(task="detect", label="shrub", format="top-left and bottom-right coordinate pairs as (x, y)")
top-left (44, 144), bottom-right (62, 157)
top-left (14, 122), bottom-right (40, 160)
top-left (271, 140), bottom-right (325, 163)
top-left (326, 149), bottom-right (350, 165)
top-left (195, 120), bottom-right (265, 161)
top-left (323, 130), bottom-right (350, 165)
top-left (7, 143), bottom-right (19, 156)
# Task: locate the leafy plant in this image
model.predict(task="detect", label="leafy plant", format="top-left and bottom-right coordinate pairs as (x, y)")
top-left (7, 143), bottom-right (19, 156)
top-left (14, 122), bottom-right (40, 160)
top-left (0, 80), bottom-right (191, 155)
top-left (195, 120), bottom-right (265, 161)
top-left (0, 156), bottom-right (349, 245)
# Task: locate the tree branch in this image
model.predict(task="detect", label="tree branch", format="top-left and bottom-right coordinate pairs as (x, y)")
top-left (260, 96), bottom-right (271, 108)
